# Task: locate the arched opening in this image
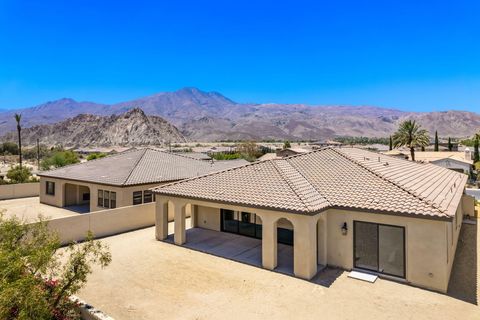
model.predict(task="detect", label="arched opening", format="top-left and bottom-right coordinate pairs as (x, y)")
top-left (64, 183), bottom-right (90, 213)
top-left (276, 217), bottom-right (294, 275)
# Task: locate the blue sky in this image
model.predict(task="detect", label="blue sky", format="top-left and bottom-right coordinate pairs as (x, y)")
top-left (0, 0), bottom-right (479, 112)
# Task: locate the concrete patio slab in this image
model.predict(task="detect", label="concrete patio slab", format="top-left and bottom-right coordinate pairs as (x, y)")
top-left (166, 228), bottom-right (295, 275)
top-left (0, 196), bottom-right (80, 222)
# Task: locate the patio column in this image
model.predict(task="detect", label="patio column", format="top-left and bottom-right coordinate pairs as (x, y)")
top-left (174, 202), bottom-right (187, 245)
top-left (262, 216), bottom-right (277, 270)
top-left (294, 216), bottom-right (318, 280)
top-left (155, 198), bottom-right (169, 240)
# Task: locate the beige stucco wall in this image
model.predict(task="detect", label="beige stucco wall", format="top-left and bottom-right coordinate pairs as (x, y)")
top-left (44, 202), bottom-right (155, 244)
top-left (0, 182), bottom-right (39, 200)
top-left (156, 195), bottom-right (459, 293)
top-left (39, 176), bottom-right (163, 212)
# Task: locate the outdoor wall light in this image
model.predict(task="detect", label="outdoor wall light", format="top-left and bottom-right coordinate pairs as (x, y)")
top-left (341, 222), bottom-right (348, 235)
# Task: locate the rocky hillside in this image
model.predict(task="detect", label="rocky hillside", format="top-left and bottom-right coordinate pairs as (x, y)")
top-left (1, 87), bottom-right (479, 141)
top-left (0, 108), bottom-right (186, 147)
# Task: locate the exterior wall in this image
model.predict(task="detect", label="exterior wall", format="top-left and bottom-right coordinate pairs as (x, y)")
top-left (39, 176), bottom-right (164, 212)
top-left (325, 209), bottom-right (451, 292)
top-left (44, 202), bottom-right (155, 244)
top-left (156, 195), bottom-right (457, 293)
top-left (0, 182), bottom-right (39, 200)
top-left (430, 158), bottom-right (472, 174)
top-left (195, 205), bottom-right (221, 231)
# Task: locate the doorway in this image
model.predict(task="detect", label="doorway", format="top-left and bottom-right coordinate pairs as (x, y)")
top-left (354, 221), bottom-right (405, 278)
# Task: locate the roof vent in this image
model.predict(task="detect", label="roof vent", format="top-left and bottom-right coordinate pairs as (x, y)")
top-left (383, 162), bottom-right (389, 166)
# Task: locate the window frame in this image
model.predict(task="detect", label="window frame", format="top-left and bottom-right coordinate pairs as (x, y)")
top-left (133, 191), bottom-right (143, 205)
top-left (143, 190), bottom-right (153, 203)
top-left (46, 181), bottom-right (55, 196)
top-left (98, 189), bottom-right (104, 207)
top-left (110, 191), bottom-right (116, 209)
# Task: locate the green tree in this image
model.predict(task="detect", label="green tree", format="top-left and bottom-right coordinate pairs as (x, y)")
top-left (434, 130), bottom-right (439, 152)
top-left (448, 137), bottom-right (453, 151)
top-left (392, 120), bottom-right (430, 162)
top-left (86, 153), bottom-right (107, 161)
top-left (6, 166), bottom-right (32, 183)
top-left (0, 215), bottom-right (111, 319)
top-left (14, 113), bottom-right (22, 168)
top-left (0, 142), bottom-right (19, 155)
top-left (389, 136), bottom-right (393, 151)
top-left (41, 151), bottom-right (80, 170)
top-left (283, 141), bottom-right (291, 149)
top-left (474, 138), bottom-right (479, 163)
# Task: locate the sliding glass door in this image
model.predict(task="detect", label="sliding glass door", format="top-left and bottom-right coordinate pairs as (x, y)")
top-left (354, 221), bottom-right (405, 278)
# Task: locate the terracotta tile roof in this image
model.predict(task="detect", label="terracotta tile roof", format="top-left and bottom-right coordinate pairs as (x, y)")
top-left (153, 147), bottom-right (467, 219)
top-left (38, 148), bottom-right (248, 186)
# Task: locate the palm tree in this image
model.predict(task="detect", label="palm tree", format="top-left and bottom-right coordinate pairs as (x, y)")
top-left (392, 120), bottom-right (429, 161)
top-left (14, 113), bottom-right (22, 168)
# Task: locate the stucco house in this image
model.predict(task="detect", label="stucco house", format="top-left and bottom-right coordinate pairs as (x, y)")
top-left (413, 151), bottom-right (474, 174)
top-left (38, 148), bottom-right (248, 213)
top-left (153, 147), bottom-right (474, 293)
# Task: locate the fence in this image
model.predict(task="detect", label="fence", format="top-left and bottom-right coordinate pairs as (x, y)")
top-left (0, 182), bottom-right (40, 200)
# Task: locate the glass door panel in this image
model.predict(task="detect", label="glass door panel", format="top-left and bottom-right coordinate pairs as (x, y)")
top-left (354, 221), bottom-right (378, 271)
top-left (379, 225), bottom-right (405, 277)
top-left (238, 212), bottom-right (256, 237)
top-left (221, 209), bottom-right (238, 233)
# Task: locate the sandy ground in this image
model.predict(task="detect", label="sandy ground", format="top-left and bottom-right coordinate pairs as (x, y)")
top-left (0, 197), bottom-right (78, 222)
top-left (75, 222), bottom-right (480, 320)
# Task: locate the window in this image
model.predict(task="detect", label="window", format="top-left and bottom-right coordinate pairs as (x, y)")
top-left (110, 192), bottom-right (116, 209)
top-left (143, 190), bottom-right (153, 203)
top-left (46, 181), bottom-right (55, 195)
top-left (98, 190), bottom-right (104, 207)
top-left (104, 191), bottom-right (110, 208)
top-left (133, 191), bottom-right (143, 205)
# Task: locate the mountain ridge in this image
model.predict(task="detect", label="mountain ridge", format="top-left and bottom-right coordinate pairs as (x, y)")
top-left (0, 87), bottom-right (479, 142)
top-left (1, 108), bottom-right (186, 147)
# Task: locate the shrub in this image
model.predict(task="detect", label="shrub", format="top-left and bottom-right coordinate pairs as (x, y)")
top-left (86, 153), bottom-right (107, 161)
top-left (41, 151), bottom-right (80, 170)
top-left (6, 166), bottom-right (32, 183)
top-left (0, 215), bottom-right (111, 319)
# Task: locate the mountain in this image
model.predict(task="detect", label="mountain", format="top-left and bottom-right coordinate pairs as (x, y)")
top-left (1, 87), bottom-right (479, 142)
top-left (0, 108), bottom-right (186, 147)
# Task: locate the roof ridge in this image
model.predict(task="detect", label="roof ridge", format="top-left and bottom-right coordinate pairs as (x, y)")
top-left (271, 159), bottom-right (330, 212)
top-left (146, 147), bottom-right (213, 163)
top-left (122, 148), bottom-right (149, 186)
top-left (331, 148), bottom-right (447, 217)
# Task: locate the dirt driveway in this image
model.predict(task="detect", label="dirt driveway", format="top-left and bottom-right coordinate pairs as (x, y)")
top-left (76, 222), bottom-right (480, 320)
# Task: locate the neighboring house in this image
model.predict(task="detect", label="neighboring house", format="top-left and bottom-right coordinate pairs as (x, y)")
top-left (38, 148), bottom-right (248, 213)
top-left (383, 149), bottom-right (409, 160)
top-left (276, 147), bottom-right (310, 158)
top-left (153, 147), bottom-right (474, 293)
top-left (414, 151), bottom-right (473, 174)
top-left (311, 140), bottom-right (343, 148)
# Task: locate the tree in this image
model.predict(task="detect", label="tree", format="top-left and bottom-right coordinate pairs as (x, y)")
top-left (434, 130), bottom-right (439, 152)
top-left (86, 153), bottom-right (107, 161)
top-left (283, 141), bottom-right (291, 149)
top-left (448, 137), bottom-right (453, 151)
top-left (392, 120), bottom-right (429, 162)
top-left (474, 138), bottom-right (479, 163)
top-left (41, 151), bottom-right (80, 170)
top-left (6, 166), bottom-right (32, 184)
top-left (389, 136), bottom-right (393, 151)
top-left (0, 215), bottom-right (111, 319)
top-left (14, 114), bottom-right (22, 168)
top-left (0, 142), bottom-right (19, 155)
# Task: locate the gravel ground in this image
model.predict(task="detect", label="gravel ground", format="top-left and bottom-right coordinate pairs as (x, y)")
top-left (0, 197), bottom-right (78, 222)
top-left (75, 222), bottom-right (480, 320)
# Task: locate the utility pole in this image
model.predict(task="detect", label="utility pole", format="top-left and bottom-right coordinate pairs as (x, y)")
top-left (36, 139), bottom-right (40, 169)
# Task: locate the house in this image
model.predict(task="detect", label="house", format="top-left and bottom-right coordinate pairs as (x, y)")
top-left (382, 149), bottom-right (409, 160)
top-left (275, 147), bottom-right (310, 158)
top-left (152, 147), bottom-right (474, 293)
top-left (38, 148), bottom-right (248, 213)
top-left (413, 151), bottom-right (473, 174)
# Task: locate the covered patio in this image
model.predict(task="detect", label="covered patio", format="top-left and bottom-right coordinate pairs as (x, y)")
top-left (155, 197), bottom-right (326, 279)
top-left (165, 228), bottom-right (296, 275)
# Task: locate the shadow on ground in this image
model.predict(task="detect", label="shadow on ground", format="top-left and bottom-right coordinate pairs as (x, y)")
top-left (447, 223), bottom-right (477, 305)
top-left (166, 228), bottom-right (343, 287)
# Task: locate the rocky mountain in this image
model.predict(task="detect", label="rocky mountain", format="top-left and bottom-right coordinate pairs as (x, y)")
top-left (0, 87), bottom-right (479, 142)
top-left (0, 108), bottom-right (186, 147)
